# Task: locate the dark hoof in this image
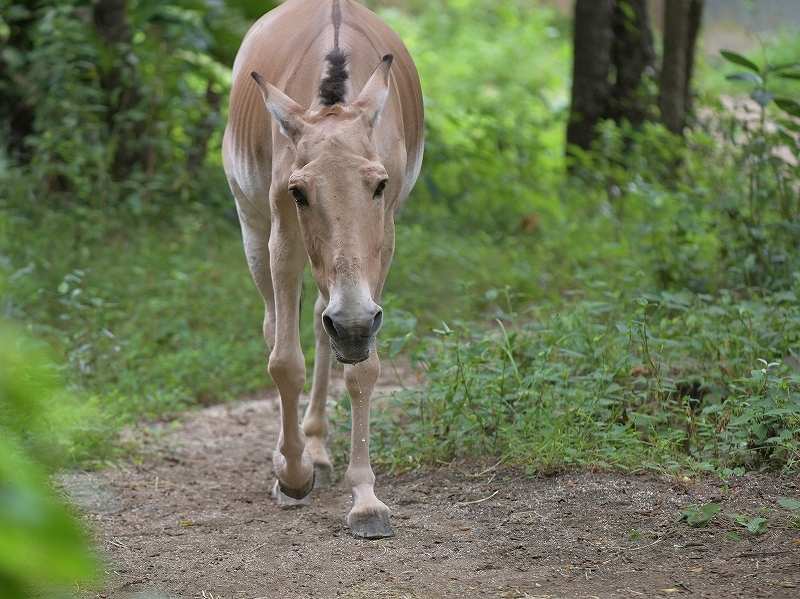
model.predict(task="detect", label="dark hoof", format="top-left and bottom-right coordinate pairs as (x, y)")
top-left (274, 471), bottom-right (314, 507)
top-left (349, 510), bottom-right (395, 539)
top-left (314, 462), bottom-right (333, 489)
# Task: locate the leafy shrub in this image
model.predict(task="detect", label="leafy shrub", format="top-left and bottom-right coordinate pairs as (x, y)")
top-left (537, 45), bottom-right (800, 296)
top-left (0, 324), bottom-right (98, 596)
top-left (0, 0), bottom-right (245, 217)
top-left (382, 0), bottom-right (570, 234)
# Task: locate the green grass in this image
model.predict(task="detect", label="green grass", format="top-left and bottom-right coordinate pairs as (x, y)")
top-left (1, 206), bottom-right (275, 465)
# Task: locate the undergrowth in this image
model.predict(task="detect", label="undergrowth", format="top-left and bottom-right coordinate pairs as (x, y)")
top-left (340, 288), bottom-right (800, 476)
top-left (0, 207), bottom-right (273, 465)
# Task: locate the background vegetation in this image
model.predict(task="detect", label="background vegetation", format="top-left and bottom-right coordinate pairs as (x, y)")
top-left (1, 4), bottom-right (800, 588)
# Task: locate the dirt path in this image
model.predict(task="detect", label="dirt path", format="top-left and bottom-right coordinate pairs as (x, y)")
top-left (61, 368), bottom-right (800, 599)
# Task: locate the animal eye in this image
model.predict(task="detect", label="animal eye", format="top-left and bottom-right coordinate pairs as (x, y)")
top-left (290, 187), bottom-right (308, 207)
top-left (374, 179), bottom-right (388, 199)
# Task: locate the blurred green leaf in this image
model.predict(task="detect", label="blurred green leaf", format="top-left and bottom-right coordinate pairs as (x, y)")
top-left (750, 87), bottom-right (774, 107)
top-left (726, 72), bottom-right (763, 84)
top-left (778, 498), bottom-right (800, 511)
top-left (0, 324), bottom-right (99, 597)
top-left (774, 97), bottom-right (800, 118)
top-left (721, 50), bottom-right (761, 73)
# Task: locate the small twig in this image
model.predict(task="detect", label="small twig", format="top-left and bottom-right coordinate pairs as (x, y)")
top-left (511, 510), bottom-right (547, 523)
top-left (457, 490), bottom-right (499, 505)
top-left (601, 553), bottom-right (625, 566)
top-left (437, 457), bottom-right (507, 478)
top-left (107, 538), bottom-right (127, 549)
top-left (601, 535), bottom-right (667, 565)
top-left (250, 541), bottom-right (269, 553)
top-left (604, 535), bottom-right (667, 554)
top-left (471, 458), bottom-right (508, 477)
top-left (628, 536), bottom-right (667, 552)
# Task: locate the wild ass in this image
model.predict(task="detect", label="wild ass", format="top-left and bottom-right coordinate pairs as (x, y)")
top-left (222, 0), bottom-right (424, 538)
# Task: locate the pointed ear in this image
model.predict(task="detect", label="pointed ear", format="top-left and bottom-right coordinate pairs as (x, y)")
top-left (353, 54), bottom-right (393, 129)
top-left (251, 71), bottom-right (308, 143)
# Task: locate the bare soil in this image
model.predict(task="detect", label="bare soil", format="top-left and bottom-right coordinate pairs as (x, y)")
top-left (60, 367), bottom-right (800, 599)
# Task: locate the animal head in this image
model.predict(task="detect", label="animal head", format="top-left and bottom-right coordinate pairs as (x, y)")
top-left (251, 55), bottom-right (394, 364)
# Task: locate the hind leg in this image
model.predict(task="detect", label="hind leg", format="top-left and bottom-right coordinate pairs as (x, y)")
top-left (302, 292), bottom-right (334, 488)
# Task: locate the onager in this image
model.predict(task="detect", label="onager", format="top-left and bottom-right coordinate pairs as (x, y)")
top-left (222, 0), bottom-right (424, 538)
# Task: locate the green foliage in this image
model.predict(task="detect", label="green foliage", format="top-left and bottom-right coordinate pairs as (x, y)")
top-left (1, 207), bottom-right (274, 463)
top-left (364, 290), bottom-right (800, 473)
top-left (567, 93), bottom-right (800, 293)
top-left (0, 0), bottom-right (248, 216)
top-left (674, 496), bottom-right (800, 538)
top-left (0, 324), bottom-right (98, 597)
top-left (778, 498), bottom-right (800, 511)
top-left (382, 0), bottom-right (569, 234)
top-left (721, 48), bottom-right (800, 115)
top-left (0, 298), bottom-right (111, 467)
top-left (727, 512), bottom-right (768, 535)
top-left (16, 3), bottom-right (108, 203)
top-left (677, 503), bottom-right (722, 528)
top-left (708, 49), bottom-right (800, 289)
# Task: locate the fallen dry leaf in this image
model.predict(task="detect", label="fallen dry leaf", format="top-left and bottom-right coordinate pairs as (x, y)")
top-left (457, 526), bottom-right (471, 531)
top-left (689, 567), bottom-right (703, 573)
top-left (662, 589), bottom-right (680, 594)
top-left (790, 539), bottom-right (800, 546)
top-left (566, 480), bottom-right (576, 488)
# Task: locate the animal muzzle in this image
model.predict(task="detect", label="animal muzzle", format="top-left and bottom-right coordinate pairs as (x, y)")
top-left (321, 302), bottom-right (383, 364)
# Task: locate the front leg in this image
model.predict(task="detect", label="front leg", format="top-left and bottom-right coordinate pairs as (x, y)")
top-left (344, 350), bottom-right (394, 538)
top-left (268, 225), bottom-right (314, 505)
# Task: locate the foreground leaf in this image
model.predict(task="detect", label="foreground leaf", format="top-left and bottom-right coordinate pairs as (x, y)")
top-left (721, 50), bottom-right (760, 73)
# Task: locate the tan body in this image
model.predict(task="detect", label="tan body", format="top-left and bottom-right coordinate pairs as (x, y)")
top-left (222, 0), bottom-right (423, 538)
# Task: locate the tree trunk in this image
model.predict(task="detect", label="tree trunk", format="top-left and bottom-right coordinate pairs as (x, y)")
top-left (683, 0), bottom-right (704, 119)
top-left (658, 0), bottom-right (691, 135)
top-left (609, 0), bottom-right (656, 127)
top-left (93, 0), bottom-right (149, 181)
top-left (567, 0), bottom-right (705, 166)
top-left (566, 0), bottom-right (616, 155)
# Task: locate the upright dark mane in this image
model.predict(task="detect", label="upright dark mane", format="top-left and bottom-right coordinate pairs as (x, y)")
top-left (318, 48), bottom-right (350, 106)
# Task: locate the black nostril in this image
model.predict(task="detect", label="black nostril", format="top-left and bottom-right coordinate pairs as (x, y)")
top-left (322, 314), bottom-right (340, 340)
top-left (371, 309), bottom-right (383, 336)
